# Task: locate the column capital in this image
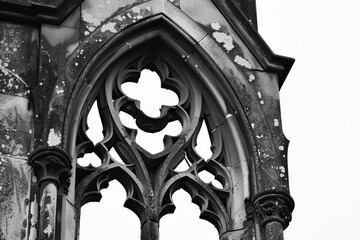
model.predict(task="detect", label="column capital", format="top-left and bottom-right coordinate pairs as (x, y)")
top-left (28, 146), bottom-right (72, 194)
top-left (253, 191), bottom-right (294, 229)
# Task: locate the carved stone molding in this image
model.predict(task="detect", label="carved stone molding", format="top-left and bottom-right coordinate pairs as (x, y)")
top-left (28, 146), bottom-right (72, 193)
top-left (0, 0), bottom-right (83, 25)
top-left (253, 192), bottom-right (294, 229)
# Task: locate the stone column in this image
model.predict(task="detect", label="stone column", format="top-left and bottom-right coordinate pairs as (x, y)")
top-left (28, 147), bottom-right (72, 240)
top-left (253, 192), bottom-right (294, 240)
top-left (141, 220), bottom-right (159, 240)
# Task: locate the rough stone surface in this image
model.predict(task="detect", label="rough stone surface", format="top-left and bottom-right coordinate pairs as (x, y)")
top-left (0, 0), bottom-right (294, 239)
top-left (32, 9), bottom-right (80, 149)
top-left (0, 156), bottom-right (32, 240)
top-left (0, 94), bottom-right (32, 157)
top-left (0, 21), bottom-right (38, 95)
top-left (39, 183), bottom-right (57, 240)
top-left (0, 0), bottom-right (83, 25)
top-left (173, 0), bottom-right (262, 70)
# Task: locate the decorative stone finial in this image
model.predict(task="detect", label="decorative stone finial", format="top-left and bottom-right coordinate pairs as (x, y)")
top-left (28, 146), bottom-right (72, 194)
top-left (253, 192), bottom-right (295, 229)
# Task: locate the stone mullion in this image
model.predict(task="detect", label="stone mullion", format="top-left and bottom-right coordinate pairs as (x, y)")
top-left (141, 220), bottom-right (159, 240)
top-left (264, 222), bottom-right (284, 240)
top-left (28, 146), bottom-right (72, 240)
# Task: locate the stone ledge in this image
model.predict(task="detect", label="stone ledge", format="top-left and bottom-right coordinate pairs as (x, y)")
top-left (0, 0), bottom-right (83, 25)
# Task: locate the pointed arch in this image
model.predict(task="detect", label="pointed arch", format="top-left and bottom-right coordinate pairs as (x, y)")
top-left (43, 2), bottom-right (291, 239)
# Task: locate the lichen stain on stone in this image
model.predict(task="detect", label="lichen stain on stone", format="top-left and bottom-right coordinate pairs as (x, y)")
top-left (274, 119), bottom-right (279, 127)
top-left (279, 166), bottom-right (286, 178)
top-left (234, 55), bottom-right (252, 69)
top-left (39, 184), bottom-right (57, 239)
top-left (44, 223), bottom-right (53, 238)
top-left (28, 195), bottom-right (38, 240)
top-left (81, 4), bottom-right (153, 39)
top-left (0, 65), bottom-right (29, 97)
top-left (114, 6), bottom-right (152, 27)
top-left (82, 12), bottom-right (102, 27)
top-left (212, 31), bottom-right (234, 52)
top-left (55, 84), bottom-right (65, 95)
top-left (81, 0), bottom-right (147, 35)
top-left (210, 22), bottom-right (221, 31)
top-left (47, 128), bottom-right (61, 146)
top-left (101, 22), bottom-right (117, 33)
top-left (249, 74), bottom-right (255, 82)
top-left (210, 22), bottom-right (254, 70)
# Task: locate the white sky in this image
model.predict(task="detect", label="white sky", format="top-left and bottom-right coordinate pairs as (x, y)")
top-left (257, 0), bottom-right (360, 239)
top-left (80, 1), bottom-right (360, 239)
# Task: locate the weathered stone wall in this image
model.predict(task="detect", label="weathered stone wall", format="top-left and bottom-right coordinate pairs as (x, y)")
top-left (0, 21), bottom-right (38, 240)
top-left (0, 0), bottom-right (293, 239)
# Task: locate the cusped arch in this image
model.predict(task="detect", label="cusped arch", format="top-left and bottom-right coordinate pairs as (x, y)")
top-left (47, 4), bottom-right (270, 239)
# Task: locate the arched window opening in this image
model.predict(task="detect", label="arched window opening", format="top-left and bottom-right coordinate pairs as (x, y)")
top-left (173, 155), bottom-right (192, 172)
top-left (73, 51), bottom-right (248, 240)
top-left (119, 68), bottom-right (181, 154)
top-left (121, 69), bottom-right (179, 118)
top-left (79, 180), bottom-right (140, 240)
top-left (86, 100), bottom-right (104, 144)
top-left (198, 170), bottom-right (224, 189)
top-left (159, 189), bottom-right (218, 240)
top-left (195, 121), bottom-right (212, 160)
top-left (119, 111), bottom-right (182, 154)
top-left (109, 147), bottom-right (126, 165)
top-left (77, 152), bottom-right (102, 167)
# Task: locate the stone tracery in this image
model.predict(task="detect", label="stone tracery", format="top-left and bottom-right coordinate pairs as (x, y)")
top-left (0, 1), bottom-right (294, 239)
top-left (74, 53), bottom-right (239, 237)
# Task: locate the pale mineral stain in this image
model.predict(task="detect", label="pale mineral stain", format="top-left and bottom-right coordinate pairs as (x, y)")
top-left (234, 55), bottom-right (252, 69)
top-left (82, 12), bottom-right (101, 26)
top-left (274, 119), bottom-right (279, 127)
top-left (47, 129), bottom-right (61, 146)
top-left (101, 22), bottom-right (117, 33)
top-left (212, 32), bottom-right (234, 51)
top-left (43, 224), bottom-right (53, 238)
top-left (249, 74), bottom-right (255, 82)
top-left (88, 26), bottom-right (96, 32)
top-left (132, 6), bottom-right (141, 15)
top-left (210, 22), bottom-right (221, 31)
top-left (29, 196), bottom-right (38, 240)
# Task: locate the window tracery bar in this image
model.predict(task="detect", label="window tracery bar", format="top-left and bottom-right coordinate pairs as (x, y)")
top-left (74, 52), bottom-right (248, 239)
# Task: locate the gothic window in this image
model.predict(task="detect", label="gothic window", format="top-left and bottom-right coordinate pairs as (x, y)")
top-left (73, 38), bottom-right (249, 239)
